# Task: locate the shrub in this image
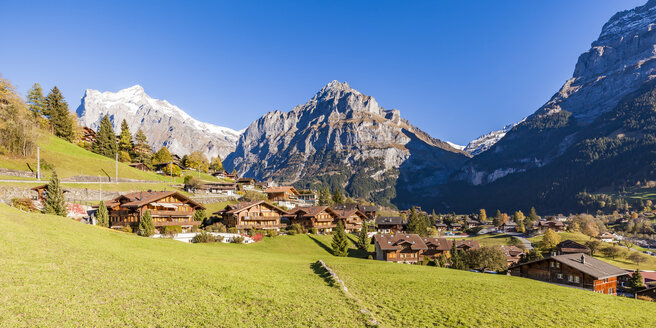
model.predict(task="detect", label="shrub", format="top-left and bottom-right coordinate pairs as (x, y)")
top-left (122, 225), bottom-right (133, 233)
top-left (11, 197), bottom-right (37, 212)
top-left (207, 222), bottom-right (227, 233)
top-left (163, 226), bottom-right (182, 236)
top-left (309, 227), bottom-right (318, 235)
top-left (367, 254), bottom-right (373, 260)
top-left (266, 230), bottom-right (277, 238)
top-left (290, 223), bottom-right (304, 234)
top-left (192, 231), bottom-right (223, 243)
top-left (232, 236), bottom-right (245, 244)
top-left (287, 229), bottom-right (297, 236)
top-left (227, 227), bottom-right (238, 234)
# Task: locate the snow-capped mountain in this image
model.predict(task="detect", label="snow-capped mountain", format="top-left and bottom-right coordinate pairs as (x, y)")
top-left (463, 121), bottom-right (522, 156)
top-left (76, 85), bottom-right (241, 159)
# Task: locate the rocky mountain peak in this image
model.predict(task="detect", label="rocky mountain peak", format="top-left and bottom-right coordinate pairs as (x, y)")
top-left (297, 80), bottom-right (383, 117)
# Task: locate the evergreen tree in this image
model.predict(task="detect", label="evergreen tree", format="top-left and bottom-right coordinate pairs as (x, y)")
top-left (356, 222), bottom-right (369, 251)
top-left (332, 188), bottom-right (344, 204)
top-left (42, 170), bottom-right (67, 216)
top-left (193, 209), bottom-right (206, 222)
top-left (628, 269), bottom-right (645, 294)
top-left (132, 129), bottom-right (152, 164)
top-left (96, 201), bottom-right (109, 227)
top-left (26, 83), bottom-right (46, 119)
top-left (407, 207), bottom-right (428, 236)
top-left (94, 115), bottom-right (118, 158)
top-left (45, 86), bottom-right (75, 141)
top-left (138, 210), bottom-right (155, 237)
top-left (118, 119), bottom-right (133, 152)
top-left (331, 220), bottom-right (349, 256)
top-left (513, 210), bottom-right (525, 224)
top-left (528, 207), bottom-right (539, 221)
top-left (450, 240), bottom-right (467, 270)
top-left (319, 187), bottom-right (333, 206)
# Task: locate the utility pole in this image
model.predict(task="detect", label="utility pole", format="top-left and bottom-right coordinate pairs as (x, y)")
top-left (115, 153), bottom-right (118, 184)
top-left (99, 175), bottom-right (102, 201)
top-left (170, 160), bottom-right (173, 184)
top-left (198, 164), bottom-right (200, 179)
top-left (37, 147), bottom-right (40, 181)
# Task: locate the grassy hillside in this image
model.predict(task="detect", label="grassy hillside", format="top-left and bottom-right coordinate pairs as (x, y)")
top-left (529, 231), bottom-right (656, 271)
top-left (0, 132), bottom-right (222, 184)
top-left (1, 205), bottom-right (654, 327)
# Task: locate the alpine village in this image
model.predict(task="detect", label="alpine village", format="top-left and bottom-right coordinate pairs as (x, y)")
top-left (3, 1), bottom-right (656, 327)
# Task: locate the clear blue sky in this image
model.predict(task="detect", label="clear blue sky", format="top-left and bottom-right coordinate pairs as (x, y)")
top-left (0, 0), bottom-right (646, 145)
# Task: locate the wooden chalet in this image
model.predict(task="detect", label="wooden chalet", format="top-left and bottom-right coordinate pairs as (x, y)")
top-left (597, 232), bottom-right (616, 243)
top-left (421, 237), bottom-right (452, 259)
top-left (215, 201), bottom-right (287, 233)
top-left (236, 178), bottom-right (256, 190)
top-left (103, 191), bottom-right (205, 233)
top-left (434, 223), bottom-right (448, 232)
top-left (287, 206), bottom-right (339, 233)
top-left (509, 253), bottom-right (627, 294)
top-left (375, 216), bottom-right (406, 234)
top-left (81, 126), bottom-right (97, 143)
top-left (212, 170), bottom-right (238, 179)
top-left (373, 234), bottom-right (427, 264)
top-left (333, 208), bottom-right (368, 233)
top-left (500, 245), bottom-right (525, 266)
top-left (535, 218), bottom-right (565, 232)
top-left (128, 163), bottom-right (149, 172)
top-left (557, 240), bottom-right (590, 255)
top-left (264, 186), bottom-right (299, 208)
top-left (31, 184), bottom-right (69, 202)
top-left (501, 221), bottom-right (517, 232)
top-left (201, 182), bottom-right (237, 196)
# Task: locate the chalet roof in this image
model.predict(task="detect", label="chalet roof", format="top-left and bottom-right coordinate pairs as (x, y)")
top-left (511, 254), bottom-right (628, 280)
top-left (374, 234), bottom-right (428, 251)
top-left (289, 206), bottom-right (337, 218)
top-left (434, 223), bottom-right (448, 227)
top-left (598, 232), bottom-right (615, 239)
top-left (264, 186), bottom-right (299, 195)
top-left (503, 221), bottom-right (517, 227)
top-left (421, 237), bottom-right (451, 251)
top-left (450, 223), bottom-right (462, 227)
top-left (106, 191), bottom-right (205, 210)
top-left (454, 239), bottom-right (480, 250)
top-left (538, 219), bottom-right (564, 227)
top-left (216, 200), bottom-right (286, 215)
top-left (358, 205), bottom-right (378, 212)
top-left (376, 216), bottom-right (405, 226)
top-left (332, 208), bottom-right (368, 220)
top-left (500, 245), bottom-right (524, 257)
top-left (31, 184), bottom-right (70, 193)
top-left (236, 178), bottom-right (256, 183)
top-left (557, 240), bottom-right (590, 254)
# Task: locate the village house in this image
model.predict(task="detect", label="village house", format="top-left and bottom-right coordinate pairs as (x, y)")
top-left (286, 206), bottom-right (339, 233)
top-left (509, 253), bottom-right (627, 295)
top-left (421, 238), bottom-right (454, 259)
top-left (500, 221), bottom-right (517, 232)
top-left (212, 170), bottom-right (238, 180)
top-left (264, 186), bottom-right (299, 208)
top-left (535, 218), bottom-right (565, 233)
top-left (373, 234), bottom-right (427, 264)
top-left (214, 201), bottom-right (287, 233)
top-left (296, 190), bottom-right (318, 206)
top-left (333, 208), bottom-right (368, 233)
top-left (31, 184), bottom-right (70, 202)
top-left (597, 232), bottom-right (616, 243)
top-left (358, 205), bottom-right (378, 220)
top-left (102, 191), bottom-right (205, 233)
top-left (434, 223), bottom-right (448, 232)
top-left (201, 182), bottom-right (238, 196)
top-left (81, 126), bottom-right (96, 143)
top-left (556, 240), bottom-right (590, 255)
top-left (376, 216), bottom-right (406, 234)
top-left (236, 178), bottom-right (256, 190)
top-left (128, 163), bottom-right (149, 172)
top-left (450, 223), bottom-right (462, 231)
top-left (466, 219), bottom-right (480, 229)
top-left (500, 245), bottom-right (525, 266)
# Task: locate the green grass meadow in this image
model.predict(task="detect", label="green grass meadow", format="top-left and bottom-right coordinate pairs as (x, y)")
top-left (1, 205), bottom-right (655, 327)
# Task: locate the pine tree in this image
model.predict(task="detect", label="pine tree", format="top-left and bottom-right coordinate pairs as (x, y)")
top-left (331, 220), bottom-right (349, 257)
top-left (628, 269), bottom-right (645, 294)
top-left (319, 187), bottom-right (333, 206)
top-left (132, 129), bottom-right (152, 164)
top-left (26, 83), bottom-right (46, 119)
top-left (332, 188), bottom-right (344, 204)
top-left (356, 222), bottom-right (369, 251)
top-left (42, 170), bottom-right (67, 216)
top-left (529, 207), bottom-right (539, 221)
top-left (94, 115), bottom-right (117, 158)
top-left (193, 209), bottom-right (206, 222)
top-left (407, 207), bottom-right (428, 236)
top-left (45, 86), bottom-right (75, 141)
top-left (138, 210), bottom-right (155, 237)
top-left (96, 201), bottom-right (109, 227)
top-left (118, 119), bottom-right (133, 153)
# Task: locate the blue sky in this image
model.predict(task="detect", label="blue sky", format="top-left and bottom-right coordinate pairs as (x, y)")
top-left (0, 0), bottom-right (646, 145)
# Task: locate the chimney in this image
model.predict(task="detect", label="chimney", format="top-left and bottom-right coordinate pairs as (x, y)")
top-left (581, 255), bottom-right (585, 264)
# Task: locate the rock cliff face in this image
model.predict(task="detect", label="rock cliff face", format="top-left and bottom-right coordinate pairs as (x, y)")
top-left (226, 81), bottom-right (468, 207)
top-left (76, 85), bottom-right (240, 159)
top-left (461, 0), bottom-right (656, 185)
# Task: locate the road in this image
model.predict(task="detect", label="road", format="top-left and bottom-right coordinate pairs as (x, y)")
top-left (506, 232), bottom-right (534, 250)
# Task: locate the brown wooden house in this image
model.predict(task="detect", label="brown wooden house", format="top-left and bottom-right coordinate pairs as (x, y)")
top-left (265, 186), bottom-right (299, 201)
top-left (103, 191), bottom-right (205, 233)
top-left (373, 234), bottom-right (427, 264)
top-left (509, 253), bottom-right (627, 294)
top-left (375, 216), bottom-right (406, 233)
top-left (499, 245), bottom-right (525, 266)
top-left (287, 206), bottom-right (340, 233)
top-left (421, 237), bottom-right (452, 259)
top-left (557, 240), bottom-right (590, 255)
top-left (128, 163), bottom-right (150, 172)
top-left (215, 201), bottom-right (287, 233)
top-left (31, 184), bottom-right (70, 202)
top-left (333, 208), bottom-right (368, 233)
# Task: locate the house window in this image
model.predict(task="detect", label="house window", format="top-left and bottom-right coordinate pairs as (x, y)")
top-left (568, 275), bottom-right (573, 282)
top-left (574, 276), bottom-right (580, 284)
top-left (608, 288), bottom-right (614, 294)
top-left (555, 262), bottom-right (560, 268)
top-left (557, 273), bottom-right (563, 280)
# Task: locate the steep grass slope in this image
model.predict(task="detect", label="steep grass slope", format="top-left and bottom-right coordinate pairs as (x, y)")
top-left (1, 205), bottom-right (654, 327)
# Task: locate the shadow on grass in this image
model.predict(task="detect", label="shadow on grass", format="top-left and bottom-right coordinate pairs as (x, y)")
top-left (308, 235), bottom-right (334, 255)
top-left (310, 261), bottom-right (336, 287)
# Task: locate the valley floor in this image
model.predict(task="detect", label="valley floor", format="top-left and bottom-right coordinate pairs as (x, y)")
top-left (1, 205), bottom-right (655, 327)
